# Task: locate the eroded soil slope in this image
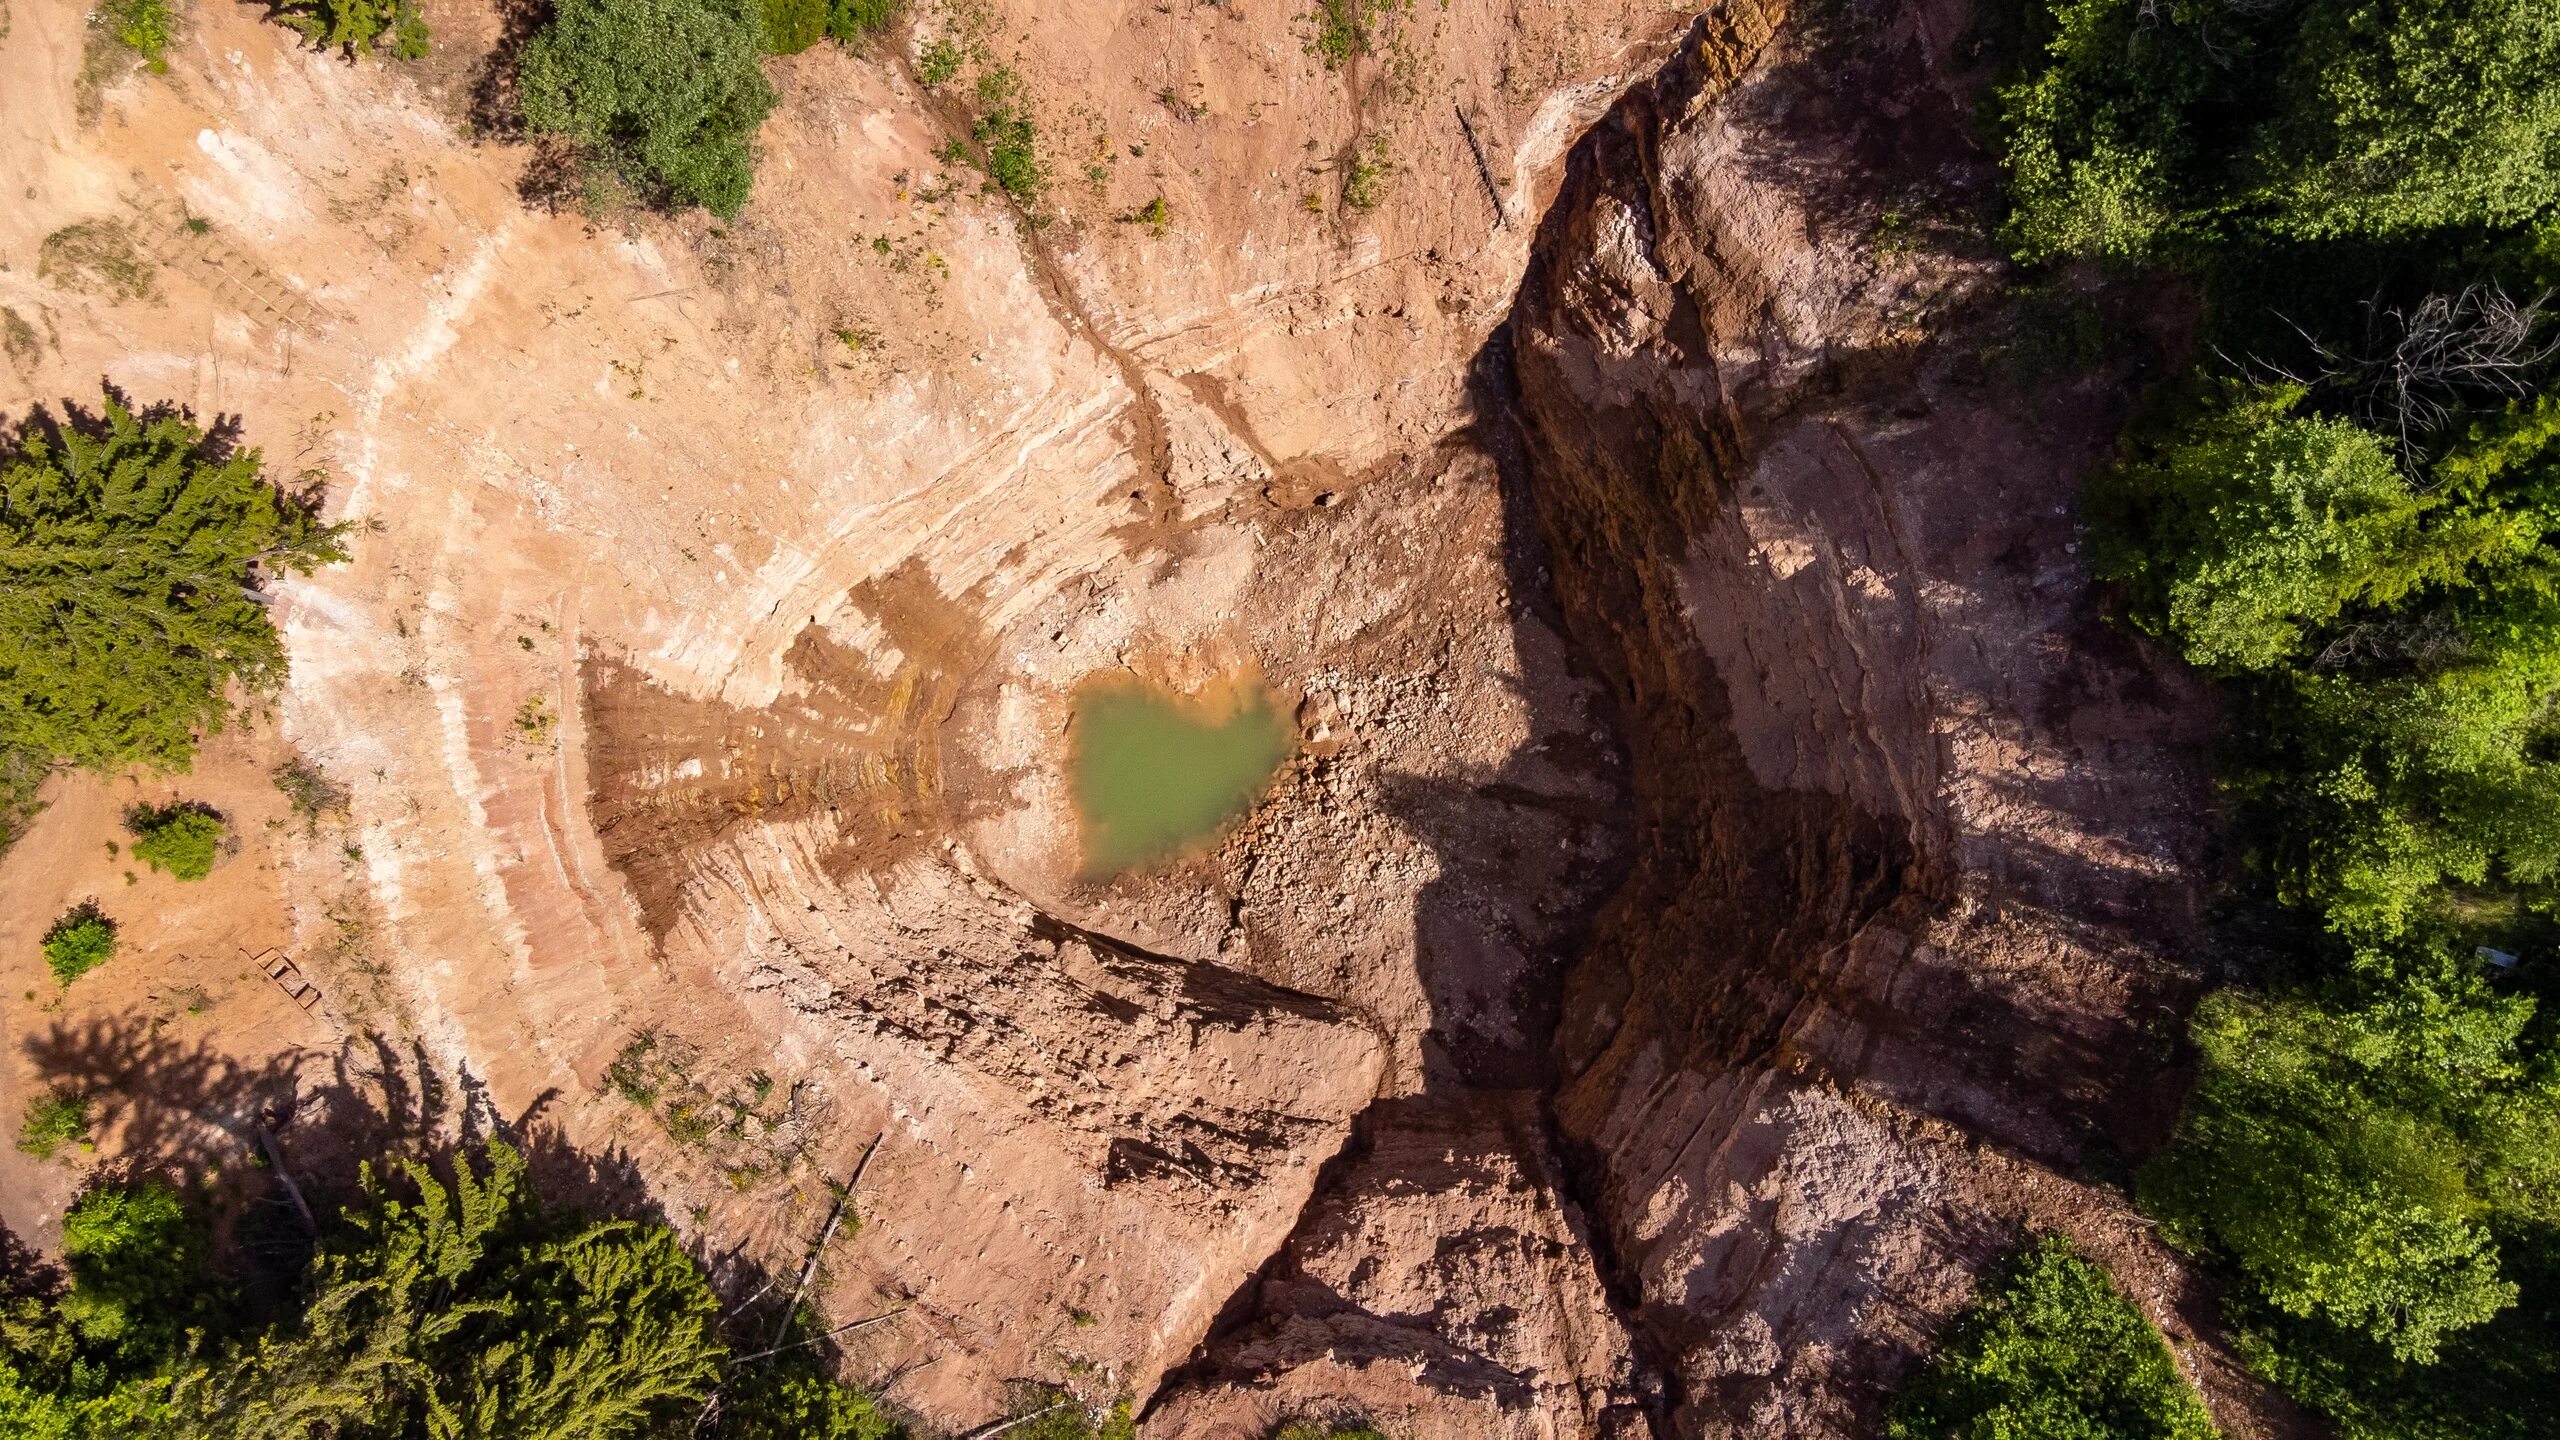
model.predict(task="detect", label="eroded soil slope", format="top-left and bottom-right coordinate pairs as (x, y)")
top-left (1, 0), bottom-right (2290, 1434)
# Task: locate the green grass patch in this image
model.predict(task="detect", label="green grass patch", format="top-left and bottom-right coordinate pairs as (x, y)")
top-left (16, 1089), bottom-right (93, 1158)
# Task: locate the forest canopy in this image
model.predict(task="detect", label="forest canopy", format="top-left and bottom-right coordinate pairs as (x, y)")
top-left (1996, 0), bottom-right (2560, 1435)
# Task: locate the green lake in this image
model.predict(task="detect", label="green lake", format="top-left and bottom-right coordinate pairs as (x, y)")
top-left (1069, 677), bottom-right (1291, 875)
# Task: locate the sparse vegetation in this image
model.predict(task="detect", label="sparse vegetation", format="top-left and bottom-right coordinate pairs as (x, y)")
top-left (15, 1089), bottom-right (93, 1158)
top-left (987, 1385), bottom-right (1135, 1440)
top-left (2, 308), bottom-right (44, 370)
top-left (1273, 1423), bottom-right (1388, 1440)
top-left (1299, 0), bottom-right (1403, 71)
top-left (36, 221), bottom-right (157, 302)
top-left (969, 66), bottom-right (1044, 204)
top-left (94, 0), bottom-right (172, 71)
top-left (1119, 195), bottom-right (1171, 235)
top-left (517, 0), bottom-right (779, 220)
top-left (264, 0), bottom-right (429, 58)
top-left (124, 801), bottom-right (224, 881)
top-left (272, 755), bottom-right (350, 827)
top-left (513, 694), bottom-right (558, 748)
top-left (1887, 1236), bottom-right (2219, 1440)
top-left (40, 902), bottom-right (117, 985)
top-left (1, 390), bottom-right (347, 775)
top-left (1341, 133), bottom-right (1390, 211)
top-left (916, 35), bottom-right (962, 86)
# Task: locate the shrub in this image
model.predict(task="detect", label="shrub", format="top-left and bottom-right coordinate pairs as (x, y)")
top-left (0, 391), bottom-right (346, 775)
top-left (1342, 134), bottom-right (1390, 211)
top-left (94, 0), bottom-right (173, 71)
top-left (41, 903), bottom-right (117, 985)
top-left (58, 1180), bottom-right (205, 1371)
top-left (1119, 195), bottom-right (1170, 235)
top-left (264, 0), bottom-right (429, 58)
top-left (124, 802), bottom-right (224, 881)
top-left (15, 1090), bottom-right (92, 1158)
top-left (1886, 1235), bottom-right (2220, 1440)
top-left (517, 0), bottom-right (779, 220)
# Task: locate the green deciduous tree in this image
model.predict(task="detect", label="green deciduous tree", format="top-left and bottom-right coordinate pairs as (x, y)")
top-left (2142, 946), bottom-right (2560, 1363)
top-left (0, 392), bottom-right (346, 776)
top-left (2244, 0), bottom-right (2560, 243)
top-left (1997, 0), bottom-right (2560, 262)
top-left (517, 0), bottom-right (779, 220)
top-left (1886, 1235), bottom-right (2220, 1439)
top-left (2088, 384), bottom-right (2525, 673)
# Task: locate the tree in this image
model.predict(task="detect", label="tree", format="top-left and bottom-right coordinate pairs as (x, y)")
top-left (2087, 383), bottom-right (2522, 673)
top-left (0, 391), bottom-right (345, 775)
top-left (517, 0), bottom-right (779, 220)
top-left (2244, 0), bottom-right (2560, 243)
top-left (2141, 957), bottom-right (2560, 1363)
top-left (2, 1141), bottom-right (905, 1440)
top-left (173, 1139), bottom-right (724, 1438)
top-left (55, 1182), bottom-right (206, 1376)
top-left (1887, 1235), bottom-right (2220, 1439)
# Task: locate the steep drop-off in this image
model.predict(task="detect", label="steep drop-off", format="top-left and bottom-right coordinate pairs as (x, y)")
top-left (1501, 8), bottom-right (2294, 1438)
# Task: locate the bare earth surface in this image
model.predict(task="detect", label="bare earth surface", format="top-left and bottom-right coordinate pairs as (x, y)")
top-left (0, 0), bottom-right (2301, 1434)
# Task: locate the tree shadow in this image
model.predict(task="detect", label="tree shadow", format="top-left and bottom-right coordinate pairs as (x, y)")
top-left (12, 1015), bottom-right (888, 1419)
top-left (468, 0), bottom-right (552, 145)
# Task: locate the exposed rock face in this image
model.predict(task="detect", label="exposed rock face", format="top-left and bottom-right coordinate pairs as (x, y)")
top-left (0, 0), bottom-right (2301, 1434)
top-left (1499, 6), bottom-right (2291, 1437)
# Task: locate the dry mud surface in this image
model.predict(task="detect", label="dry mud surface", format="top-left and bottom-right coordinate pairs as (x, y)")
top-left (0, 0), bottom-right (2299, 1434)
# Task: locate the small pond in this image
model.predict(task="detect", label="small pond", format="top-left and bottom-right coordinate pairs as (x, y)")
top-left (1068, 675), bottom-right (1290, 875)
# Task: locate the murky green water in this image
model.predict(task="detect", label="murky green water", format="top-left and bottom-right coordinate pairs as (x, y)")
top-left (1070, 677), bottom-right (1290, 875)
